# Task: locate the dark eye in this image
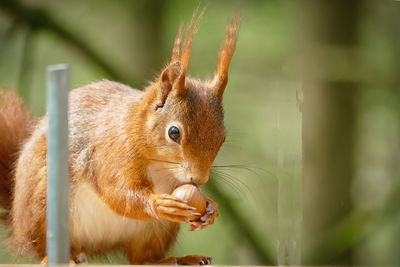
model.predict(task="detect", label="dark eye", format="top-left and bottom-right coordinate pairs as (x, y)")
top-left (168, 126), bottom-right (181, 143)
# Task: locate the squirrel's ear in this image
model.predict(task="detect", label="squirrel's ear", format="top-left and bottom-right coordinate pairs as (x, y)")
top-left (212, 14), bottom-right (241, 98)
top-left (154, 61), bottom-right (183, 109)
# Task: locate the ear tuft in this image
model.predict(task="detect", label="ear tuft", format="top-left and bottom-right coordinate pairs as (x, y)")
top-left (213, 13), bottom-right (241, 98)
top-left (154, 61), bottom-right (183, 110)
top-left (168, 7), bottom-right (205, 91)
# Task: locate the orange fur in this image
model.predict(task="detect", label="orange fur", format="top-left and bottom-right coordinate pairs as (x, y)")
top-left (0, 11), bottom-right (240, 265)
top-left (180, 7), bottom-right (204, 77)
top-left (171, 7), bottom-right (205, 90)
top-left (213, 14), bottom-right (241, 97)
top-left (0, 91), bottom-right (34, 217)
top-left (171, 24), bottom-right (183, 62)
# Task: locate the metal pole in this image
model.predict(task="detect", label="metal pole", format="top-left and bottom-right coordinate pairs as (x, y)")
top-left (46, 64), bottom-right (70, 265)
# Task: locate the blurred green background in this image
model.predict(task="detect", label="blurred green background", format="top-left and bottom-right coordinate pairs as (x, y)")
top-left (0, 0), bottom-right (399, 265)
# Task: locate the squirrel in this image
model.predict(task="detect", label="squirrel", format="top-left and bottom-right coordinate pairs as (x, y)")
top-left (0, 11), bottom-right (240, 265)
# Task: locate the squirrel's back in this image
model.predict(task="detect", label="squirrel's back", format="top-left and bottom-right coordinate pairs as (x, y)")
top-left (68, 80), bottom-right (142, 171)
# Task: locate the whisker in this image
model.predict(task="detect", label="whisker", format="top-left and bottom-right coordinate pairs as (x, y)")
top-left (219, 171), bottom-right (251, 194)
top-left (212, 164), bottom-right (278, 184)
top-left (212, 173), bottom-right (245, 197)
top-left (212, 177), bottom-right (252, 204)
top-left (212, 179), bottom-right (241, 199)
top-left (210, 169), bottom-right (252, 201)
top-left (211, 164), bottom-right (260, 177)
top-left (218, 171), bottom-right (251, 194)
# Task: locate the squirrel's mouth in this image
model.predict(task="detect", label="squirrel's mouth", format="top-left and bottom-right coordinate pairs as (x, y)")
top-left (174, 181), bottom-right (198, 191)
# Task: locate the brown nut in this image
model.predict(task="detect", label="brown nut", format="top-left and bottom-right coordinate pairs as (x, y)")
top-left (172, 184), bottom-right (207, 220)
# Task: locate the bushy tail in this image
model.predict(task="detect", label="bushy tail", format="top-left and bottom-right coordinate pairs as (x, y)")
top-left (0, 90), bottom-right (35, 215)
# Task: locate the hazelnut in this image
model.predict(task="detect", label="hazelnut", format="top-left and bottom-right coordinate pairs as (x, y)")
top-left (172, 184), bottom-right (207, 220)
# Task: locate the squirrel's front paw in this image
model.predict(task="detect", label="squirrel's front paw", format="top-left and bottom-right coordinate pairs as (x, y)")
top-left (188, 198), bottom-right (219, 231)
top-left (151, 194), bottom-right (201, 223)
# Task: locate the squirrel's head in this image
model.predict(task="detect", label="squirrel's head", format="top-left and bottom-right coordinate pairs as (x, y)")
top-left (140, 11), bottom-right (240, 187)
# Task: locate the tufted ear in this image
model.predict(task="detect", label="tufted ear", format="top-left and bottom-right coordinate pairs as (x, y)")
top-left (212, 14), bottom-right (241, 98)
top-left (154, 61), bottom-right (183, 110)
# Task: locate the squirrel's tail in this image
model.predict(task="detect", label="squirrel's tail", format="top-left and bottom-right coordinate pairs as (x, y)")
top-left (0, 90), bottom-right (35, 217)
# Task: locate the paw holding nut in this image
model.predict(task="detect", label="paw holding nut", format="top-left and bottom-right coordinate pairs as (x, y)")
top-left (172, 184), bottom-right (207, 220)
top-left (172, 184), bottom-right (219, 230)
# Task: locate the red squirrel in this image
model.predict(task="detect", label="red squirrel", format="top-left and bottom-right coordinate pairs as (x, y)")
top-left (0, 11), bottom-right (240, 265)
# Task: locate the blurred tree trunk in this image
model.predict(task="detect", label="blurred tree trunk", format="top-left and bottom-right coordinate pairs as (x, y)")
top-left (301, 0), bottom-right (362, 264)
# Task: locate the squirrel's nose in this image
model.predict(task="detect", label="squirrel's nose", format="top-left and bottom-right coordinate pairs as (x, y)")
top-left (189, 175), bottom-right (209, 187)
top-left (185, 166), bottom-right (210, 186)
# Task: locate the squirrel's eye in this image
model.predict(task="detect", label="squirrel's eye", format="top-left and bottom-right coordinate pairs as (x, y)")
top-left (168, 126), bottom-right (181, 143)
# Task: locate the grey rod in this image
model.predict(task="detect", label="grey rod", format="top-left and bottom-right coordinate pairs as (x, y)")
top-left (46, 64), bottom-right (70, 265)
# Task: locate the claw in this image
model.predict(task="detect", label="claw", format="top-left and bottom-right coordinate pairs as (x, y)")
top-left (158, 206), bottom-right (201, 218)
top-left (185, 197), bottom-right (219, 230)
top-left (201, 215), bottom-right (210, 225)
top-left (152, 193), bottom-right (200, 223)
top-left (163, 255), bottom-right (213, 265)
top-left (156, 199), bottom-right (193, 210)
top-left (188, 220), bottom-right (202, 231)
top-left (160, 193), bottom-right (188, 203)
top-left (74, 252), bottom-right (88, 264)
top-left (206, 205), bottom-right (215, 214)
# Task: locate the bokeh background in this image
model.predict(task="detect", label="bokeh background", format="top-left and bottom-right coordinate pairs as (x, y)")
top-left (0, 0), bottom-right (398, 265)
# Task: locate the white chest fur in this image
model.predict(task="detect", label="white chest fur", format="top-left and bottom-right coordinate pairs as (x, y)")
top-left (70, 183), bottom-right (152, 250)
